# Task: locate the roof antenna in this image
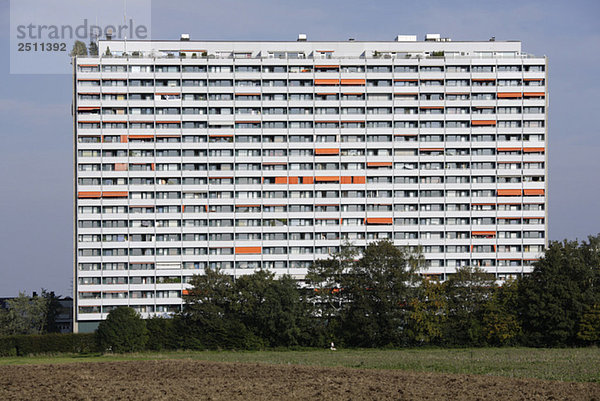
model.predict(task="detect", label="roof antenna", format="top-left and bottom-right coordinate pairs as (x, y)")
top-left (123, 0), bottom-right (127, 55)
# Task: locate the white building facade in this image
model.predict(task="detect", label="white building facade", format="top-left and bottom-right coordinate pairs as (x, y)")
top-left (74, 35), bottom-right (547, 331)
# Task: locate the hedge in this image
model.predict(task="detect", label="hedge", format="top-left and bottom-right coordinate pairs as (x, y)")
top-left (0, 333), bottom-right (99, 356)
top-left (0, 337), bottom-right (17, 357)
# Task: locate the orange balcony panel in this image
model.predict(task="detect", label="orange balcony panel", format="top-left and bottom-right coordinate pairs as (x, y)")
top-left (498, 147), bottom-right (522, 152)
top-left (523, 147), bottom-right (545, 153)
top-left (128, 135), bottom-right (154, 139)
top-left (78, 191), bottom-right (101, 199)
top-left (340, 176), bottom-right (352, 184)
top-left (524, 189), bottom-right (545, 196)
top-left (288, 176), bottom-right (299, 185)
top-left (472, 231), bottom-right (496, 236)
top-left (114, 163), bottom-right (128, 171)
top-left (102, 191), bottom-right (128, 198)
top-left (314, 79), bottom-right (340, 85)
top-left (353, 176), bottom-right (366, 184)
top-left (497, 189), bottom-right (522, 196)
top-left (523, 92), bottom-right (545, 97)
top-left (303, 177), bottom-right (314, 184)
top-left (315, 176), bottom-right (340, 182)
top-left (367, 162), bottom-right (392, 167)
top-left (471, 120), bottom-right (497, 126)
top-left (120, 135), bottom-right (128, 143)
top-left (274, 177), bottom-right (288, 184)
top-left (235, 247), bottom-right (261, 254)
top-left (340, 79), bottom-right (365, 85)
top-left (420, 148), bottom-right (444, 151)
top-left (315, 65), bottom-right (339, 69)
top-left (497, 92), bottom-right (522, 98)
top-left (366, 217), bottom-right (393, 225)
top-left (315, 148), bottom-right (339, 155)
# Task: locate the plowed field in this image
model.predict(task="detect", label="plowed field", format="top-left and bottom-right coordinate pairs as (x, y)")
top-left (1, 359), bottom-right (599, 400)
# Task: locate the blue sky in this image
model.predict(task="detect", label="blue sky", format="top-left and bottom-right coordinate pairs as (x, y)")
top-left (0, 0), bottom-right (598, 297)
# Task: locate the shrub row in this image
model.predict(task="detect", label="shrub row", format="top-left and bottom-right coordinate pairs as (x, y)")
top-left (0, 333), bottom-right (99, 357)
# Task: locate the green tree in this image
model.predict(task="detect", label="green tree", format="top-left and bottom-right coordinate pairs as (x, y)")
top-left (577, 304), bottom-right (600, 344)
top-left (41, 290), bottom-right (62, 333)
top-left (181, 268), bottom-right (260, 349)
top-left (406, 279), bottom-right (446, 345)
top-left (305, 243), bottom-right (357, 344)
top-left (235, 270), bottom-right (306, 347)
top-left (442, 266), bottom-right (495, 346)
top-left (517, 236), bottom-right (600, 346)
top-left (482, 279), bottom-right (521, 346)
top-left (145, 316), bottom-right (179, 350)
top-left (0, 292), bottom-right (48, 335)
top-left (88, 41), bottom-right (99, 56)
top-left (96, 306), bottom-right (148, 353)
top-left (340, 240), bottom-right (419, 347)
top-left (70, 40), bottom-right (88, 56)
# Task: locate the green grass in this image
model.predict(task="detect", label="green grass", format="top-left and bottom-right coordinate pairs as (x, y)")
top-left (1, 347), bottom-right (599, 383)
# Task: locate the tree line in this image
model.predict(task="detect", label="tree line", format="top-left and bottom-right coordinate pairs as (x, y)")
top-left (97, 235), bottom-right (600, 352)
top-left (0, 290), bottom-right (65, 336)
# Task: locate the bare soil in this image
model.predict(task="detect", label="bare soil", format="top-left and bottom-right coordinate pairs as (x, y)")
top-left (1, 359), bottom-right (599, 400)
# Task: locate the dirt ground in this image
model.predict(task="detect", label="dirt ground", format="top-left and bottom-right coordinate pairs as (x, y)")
top-left (1, 359), bottom-right (599, 400)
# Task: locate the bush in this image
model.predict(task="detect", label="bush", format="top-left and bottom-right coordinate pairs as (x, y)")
top-left (96, 307), bottom-right (148, 353)
top-left (146, 317), bottom-right (179, 351)
top-left (0, 333), bottom-right (98, 356)
top-left (0, 336), bottom-right (17, 356)
top-left (68, 333), bottom-right (99, 353)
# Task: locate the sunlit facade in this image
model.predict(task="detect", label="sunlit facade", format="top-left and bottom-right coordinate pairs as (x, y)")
top-left (74, 34), bottom-right (547, 331)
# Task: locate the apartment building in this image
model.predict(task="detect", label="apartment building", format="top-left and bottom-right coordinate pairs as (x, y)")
top-left (74, 34), bottom-right (547, 332)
